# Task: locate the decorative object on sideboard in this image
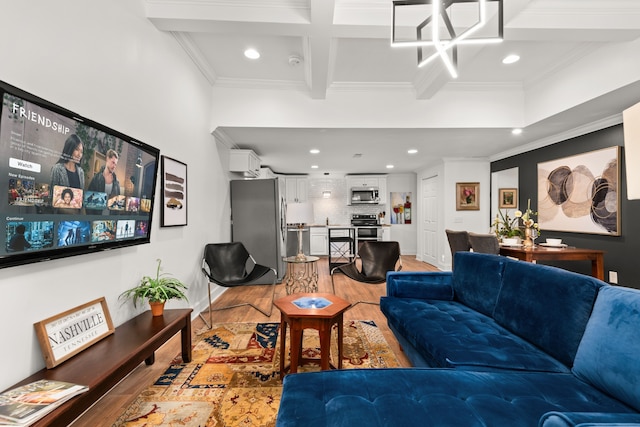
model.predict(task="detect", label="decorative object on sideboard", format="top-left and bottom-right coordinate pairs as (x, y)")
top-left (119, 259), bottom-right (188, 316)
top-left (34, 297), bottom-right (115, 368)
top-left (286, 202), bottom-right (315, 261)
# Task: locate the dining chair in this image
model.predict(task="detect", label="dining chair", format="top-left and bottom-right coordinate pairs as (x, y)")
top-left (468, 232), bottom-right (500, 254)
top-left (445, 229), bottom-right (471, 269)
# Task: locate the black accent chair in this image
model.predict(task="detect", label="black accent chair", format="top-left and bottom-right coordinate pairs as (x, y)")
top-left (200, 242), bottom-right (277, 328)
top-left (330, 240), bottom-right (402, 307)
top-left (445, 229), bottom-right (471, 270)
top-left (468, 232), bottom-right (500, 254)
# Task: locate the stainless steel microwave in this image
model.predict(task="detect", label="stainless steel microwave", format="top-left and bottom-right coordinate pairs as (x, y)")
top-left (351, 187), bottom-right (379, 204)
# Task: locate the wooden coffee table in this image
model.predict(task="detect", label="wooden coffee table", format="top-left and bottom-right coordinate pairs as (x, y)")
top-left (274, 293), bottom-right (351, 379)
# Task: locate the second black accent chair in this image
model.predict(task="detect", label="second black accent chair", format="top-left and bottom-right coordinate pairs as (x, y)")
top-left (200, 242), bottom-right (277, 328)
top-left (445, 229), bottom-right (471, 269)
top-left (468, 232), bottom-right (501, 254)
top-left (330, 240), bottom-right (402, 306)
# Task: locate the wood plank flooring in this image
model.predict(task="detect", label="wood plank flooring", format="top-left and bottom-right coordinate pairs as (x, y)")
top-left (71, 255), bottom-right (438, 426)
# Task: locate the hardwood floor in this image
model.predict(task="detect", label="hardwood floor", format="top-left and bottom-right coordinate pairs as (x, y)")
top-left (71, 255), bottom-right (438, 426)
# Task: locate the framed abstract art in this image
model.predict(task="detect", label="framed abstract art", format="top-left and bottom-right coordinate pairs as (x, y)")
top-left (537, 146), bottom-right (620, 235)
top-left (161, 156), bottom-right (188, 227)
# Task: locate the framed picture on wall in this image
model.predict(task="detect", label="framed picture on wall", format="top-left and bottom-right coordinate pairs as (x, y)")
top-left (537, 146), bottom-right (620, 235)
top-left (456, 182), bottom-right (480, 210)
top-left (498, 188), bottom-right (517, 208)
top-left (161, 156), bottom-right (187, 227)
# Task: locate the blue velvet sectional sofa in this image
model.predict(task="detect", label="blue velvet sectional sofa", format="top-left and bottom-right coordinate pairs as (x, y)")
top-left (276, 252), bottom-right (640, 427)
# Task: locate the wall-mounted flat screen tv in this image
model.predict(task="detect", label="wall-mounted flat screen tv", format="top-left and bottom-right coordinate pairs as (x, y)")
top-left (0, 80), bottom-right (160, 269)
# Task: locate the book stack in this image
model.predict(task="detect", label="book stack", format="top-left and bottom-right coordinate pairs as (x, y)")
top-left (0, 380), bottom-right (88, 426)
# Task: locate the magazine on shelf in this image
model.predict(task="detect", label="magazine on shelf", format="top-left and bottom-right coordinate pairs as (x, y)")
top-left (0, 380), bottom-right (88, 426)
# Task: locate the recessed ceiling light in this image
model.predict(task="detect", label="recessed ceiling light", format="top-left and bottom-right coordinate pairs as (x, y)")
top-left (310, 149), bottom-right (320, 154)
top-left (502, 54), bottom-right (520, 65)
top-left (408, 149), bottom-right (418, 154)
top-left (244, 48), bottom-right (260, 59)
top-left (512, 128), bottom-right (523, 135)
top-left (386, 164), bottom-right (394, 169)
top-left (311, 165), bottom-right (319, 169)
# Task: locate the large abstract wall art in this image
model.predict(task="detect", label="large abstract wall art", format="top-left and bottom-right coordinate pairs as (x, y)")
top-left (537, 146), bottom-right (620, 235)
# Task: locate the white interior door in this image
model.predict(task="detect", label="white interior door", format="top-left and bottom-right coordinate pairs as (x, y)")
top-left (422, 175), bottom-right (438, 266)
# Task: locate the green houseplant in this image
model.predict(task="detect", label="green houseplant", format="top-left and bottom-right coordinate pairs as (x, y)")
top-left (119, 259), bottom-right (188, 316)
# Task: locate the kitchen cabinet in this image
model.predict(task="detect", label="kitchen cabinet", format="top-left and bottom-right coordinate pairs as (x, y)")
top-left (346, 175), bottom-right (387, 204)
top-left (285, 176), bottom-right (308, 202)
top-left (348, 176), bottom-right (379, 188)
top-left (378, 177), bottom-right (387, 204)
top-left (310, 227), bottom-right (328, 256)
top-left (381, 226), bottom-right (391, 241)
top-left (229, 149), bottom-right (261, 178)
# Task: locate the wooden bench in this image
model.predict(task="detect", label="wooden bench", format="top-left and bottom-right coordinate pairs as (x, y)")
top-left (6, 308), bottom-right (192, 427)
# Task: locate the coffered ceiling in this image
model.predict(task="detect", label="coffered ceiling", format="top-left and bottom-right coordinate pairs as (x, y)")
top-left (145, 0), bottom-right (640, 174)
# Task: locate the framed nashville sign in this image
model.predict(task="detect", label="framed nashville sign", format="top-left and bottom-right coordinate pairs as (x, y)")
top-left (34, 297), bottom-right (115, 368)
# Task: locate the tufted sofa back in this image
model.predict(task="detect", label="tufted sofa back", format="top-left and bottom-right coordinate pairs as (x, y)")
top-left (494, 261), bottom-right (604, 367)
top-left (452, 252), bottom-right (513, 317)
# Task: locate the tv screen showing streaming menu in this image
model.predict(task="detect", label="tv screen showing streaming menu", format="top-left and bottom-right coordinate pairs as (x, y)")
top-left (0, 80), bottom-right (160, 268)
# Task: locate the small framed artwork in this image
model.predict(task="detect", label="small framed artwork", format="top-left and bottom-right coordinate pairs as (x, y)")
top-left (456, 182), bottom-right (480, 211)
top-left (34, 297), bottom-right (115, 369)
top-left (498, 188), bottom-right (517, 209)
top-left (161, 155), bottom-right (187, 227)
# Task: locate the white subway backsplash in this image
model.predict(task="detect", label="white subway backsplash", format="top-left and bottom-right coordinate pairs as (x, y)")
top-left (307, 177), bottom-right (387, 225)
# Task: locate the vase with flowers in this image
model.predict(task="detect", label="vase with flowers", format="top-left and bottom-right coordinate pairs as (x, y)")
top-left (493, 198), bottom-right (541, 247)
top-left (493, 209), bottom-right (523, 244)
top-left (521, 199), bottom-right (540, 248)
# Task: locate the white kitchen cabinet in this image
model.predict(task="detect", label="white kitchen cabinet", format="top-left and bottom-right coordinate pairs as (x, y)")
top-left (347, 176), bottom-right (379, 188)
top-left (310, 227), bottom-right (328, 256)
top-left (377, 176), bottom-right (387, 204)
top-left (229, 149), bottom-right (261, 178)
top-left (381, 226), bottom-right (391, 241)
top-left (285, 176), bottom-right (308, 202)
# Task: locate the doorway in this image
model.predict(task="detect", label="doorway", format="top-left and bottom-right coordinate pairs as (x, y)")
top-left (421, 175), bottom-right (438, 266)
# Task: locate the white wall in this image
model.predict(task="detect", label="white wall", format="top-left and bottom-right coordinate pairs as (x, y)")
top-left (416, 159), bottom-right (490, 270)
top-left (491, 167), bottom-right (519, 222)
top-left (387, 173), bottom-right (418, 255)
top-left (0, 0), bottom-right (228, 390)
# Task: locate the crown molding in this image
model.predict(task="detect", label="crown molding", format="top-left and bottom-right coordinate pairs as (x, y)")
top-left (490, 114), bottom-right (623, 161)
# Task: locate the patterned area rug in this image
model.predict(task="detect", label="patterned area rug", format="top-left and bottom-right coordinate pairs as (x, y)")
top-left (113, 320), bottom-right (399, 427)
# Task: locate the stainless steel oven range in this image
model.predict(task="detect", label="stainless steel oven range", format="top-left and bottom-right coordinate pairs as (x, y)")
top-left (351, 214), bottom-right (382, 252)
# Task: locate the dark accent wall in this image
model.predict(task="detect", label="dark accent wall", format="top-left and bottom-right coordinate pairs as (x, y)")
top-left (491, 124), bottom-right (640, 289)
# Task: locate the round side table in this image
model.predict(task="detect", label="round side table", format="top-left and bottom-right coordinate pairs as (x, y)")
top-left (283, 255), bottom-right (319, 294)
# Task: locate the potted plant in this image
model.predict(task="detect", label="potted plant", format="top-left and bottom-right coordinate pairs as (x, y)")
top-left (119, 259), bottom-right (188, 316)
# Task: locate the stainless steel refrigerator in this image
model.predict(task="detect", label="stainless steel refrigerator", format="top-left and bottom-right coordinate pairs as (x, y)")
top-left (230, 178), bottom-right (287, 282)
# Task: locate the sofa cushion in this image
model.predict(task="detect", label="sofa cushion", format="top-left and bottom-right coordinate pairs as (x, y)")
top-left (539, 411), bottom-right (640, 427)
top-left (276, 369), bottom-right (635, 427)
top-left (572, 286), bottom-right (640, 413)
top-left (386, 271), bottom-right (454, 300)
top-left (452, 252), bottom-right (511, 317)
top-left (380, 297), bottom-right (570, 372)
top-left (493, 261), bottom-right (603, 368)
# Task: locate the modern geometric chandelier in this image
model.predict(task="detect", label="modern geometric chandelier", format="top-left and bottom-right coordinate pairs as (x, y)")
top-left (391, 0), bottom-right (504, 78)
